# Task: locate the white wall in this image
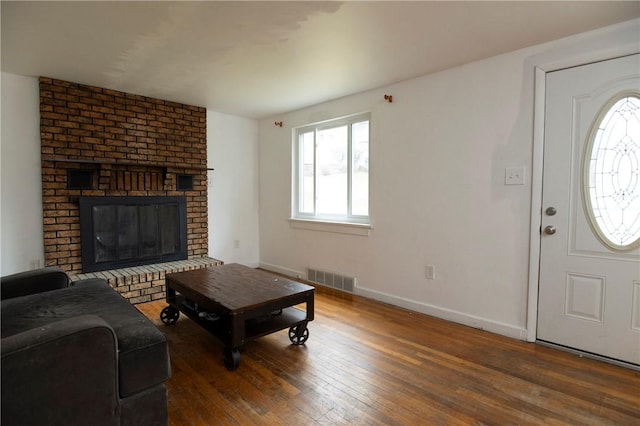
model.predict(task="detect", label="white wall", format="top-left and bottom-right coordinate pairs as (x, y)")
top-left (0, 73), bottom-right (43, 275)
top-left (1, 20), bottom-right (636, 339)
top-left (0, 73), bottom-right (260, 275)
top-left (258, 20), bottom-right (640, 339)
top-left (207, 111), bottom-right (260, 266)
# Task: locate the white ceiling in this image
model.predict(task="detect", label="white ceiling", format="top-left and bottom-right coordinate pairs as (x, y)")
top-left (2, 1), bottom-right (638, 119)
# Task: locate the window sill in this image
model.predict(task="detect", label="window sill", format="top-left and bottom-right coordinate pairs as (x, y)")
top-left (288, 218), bottom-right (371, 236)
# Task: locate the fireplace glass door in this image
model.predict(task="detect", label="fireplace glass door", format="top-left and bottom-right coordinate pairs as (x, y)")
top-left (81, 196), bottom-right (187, 272)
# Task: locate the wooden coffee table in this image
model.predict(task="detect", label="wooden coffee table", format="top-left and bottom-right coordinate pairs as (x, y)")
top-left (160, 263), bottom-right (315, 370)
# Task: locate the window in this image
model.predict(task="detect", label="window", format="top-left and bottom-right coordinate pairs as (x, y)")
top-left (293, 113), bottom-right (370, 224)
top-left (583, 92), bottom-right (640, 250)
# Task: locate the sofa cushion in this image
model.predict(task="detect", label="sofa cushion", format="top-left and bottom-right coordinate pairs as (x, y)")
top-left (2, 315), bottom-right (120, 426)
top-left (1, 266), bottom-right (70, 300)
top-left (1, 279), bottom-right (170, 397)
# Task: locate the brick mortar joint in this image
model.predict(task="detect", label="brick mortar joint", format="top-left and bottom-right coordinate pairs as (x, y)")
top-left (40, 77), bottom-right (209, 273)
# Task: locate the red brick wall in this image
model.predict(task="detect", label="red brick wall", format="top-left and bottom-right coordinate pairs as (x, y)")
top-left (39, 77), bottom-right (208, 273)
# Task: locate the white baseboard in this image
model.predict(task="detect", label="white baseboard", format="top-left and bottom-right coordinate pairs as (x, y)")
top-left (355, 286), bottom-right (528, 341)
top-left (257, 262), bottom-right (528, 341)
top-left (258, 262), bottom-right (305, 280)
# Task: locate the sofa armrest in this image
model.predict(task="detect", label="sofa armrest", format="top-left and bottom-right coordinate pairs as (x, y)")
top-left (1, 315), bottom-right (120, 426)
top-left (0, 267), bottom-right (70, 300)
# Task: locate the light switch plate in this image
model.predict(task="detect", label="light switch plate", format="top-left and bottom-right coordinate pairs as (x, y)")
top-left (505, 167), bottom-right (525, 185)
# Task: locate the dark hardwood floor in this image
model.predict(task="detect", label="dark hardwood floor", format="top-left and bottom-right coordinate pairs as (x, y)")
top-left (137, 287), bottom-right (640, 425)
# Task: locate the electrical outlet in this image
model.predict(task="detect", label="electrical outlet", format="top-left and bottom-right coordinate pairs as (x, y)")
top-left (425, 265), bottom-right (435, 280)
top-left (233, 240), bottom-right (240, 249)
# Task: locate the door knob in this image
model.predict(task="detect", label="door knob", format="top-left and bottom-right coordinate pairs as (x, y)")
top-left (545, 207), bottom-right (557, 216)
top-left (544, 225), bottom-right (556, 235)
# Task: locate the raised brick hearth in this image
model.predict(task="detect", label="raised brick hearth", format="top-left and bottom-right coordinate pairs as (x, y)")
top-left (71, 257), bottom-right (222, 304)
top-left (40, 77), bottom-right (210, 300)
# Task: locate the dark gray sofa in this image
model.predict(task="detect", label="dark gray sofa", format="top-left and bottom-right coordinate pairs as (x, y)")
top-left (1, 267), bottom-right (170, 426)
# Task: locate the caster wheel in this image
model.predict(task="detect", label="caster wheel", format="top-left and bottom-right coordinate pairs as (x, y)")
top-left (288, 325), bottom-right (309, 345)
top-left (160, 306), bottom-right (179, 325)
top-left (223, 348), bottom-right (240, 371)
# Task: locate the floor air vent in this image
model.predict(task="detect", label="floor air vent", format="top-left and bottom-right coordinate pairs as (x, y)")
top-left (307, 268), bottom-right (355, 292)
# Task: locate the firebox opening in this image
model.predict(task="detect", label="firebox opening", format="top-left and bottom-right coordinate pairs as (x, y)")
top-left (79, 196), bottom-right (188, 273)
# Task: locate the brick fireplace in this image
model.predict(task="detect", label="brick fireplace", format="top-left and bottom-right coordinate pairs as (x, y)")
top-left (40, 77), bottom-right (213, 301)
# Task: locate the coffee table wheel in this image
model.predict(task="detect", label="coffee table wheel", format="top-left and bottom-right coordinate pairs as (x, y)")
top-left (288, 325), bottom-right (309, 345)
top-left (160, 306), bottom-right (180, 325)
top-left (223, 347), bottom-right (240, 371)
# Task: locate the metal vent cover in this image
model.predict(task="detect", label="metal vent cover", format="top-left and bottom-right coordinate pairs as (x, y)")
top-left (307, 268), bottom-right (355, 292)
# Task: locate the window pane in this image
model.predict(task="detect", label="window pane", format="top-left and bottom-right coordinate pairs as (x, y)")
top-left (300, 132), bottom-right (315, 213)
top-left (352, 120), bottom-right (369, 216)
top-left (586, 95), bottom-right (640, 248)
top-left (294, 113), bottom-right (370, 224)
top-left (317, 125), bottom-right (348, 215)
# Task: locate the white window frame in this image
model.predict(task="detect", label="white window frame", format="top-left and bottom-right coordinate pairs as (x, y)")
top-left (292, 112), bottom-right (370, 226)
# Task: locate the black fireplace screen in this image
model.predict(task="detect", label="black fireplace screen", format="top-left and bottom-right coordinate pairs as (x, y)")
top-left (80, 196), bottom-right (188, 272)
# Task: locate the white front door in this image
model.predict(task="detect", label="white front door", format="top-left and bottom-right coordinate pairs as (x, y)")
top-left (537, 54), bottom-right (640, 366)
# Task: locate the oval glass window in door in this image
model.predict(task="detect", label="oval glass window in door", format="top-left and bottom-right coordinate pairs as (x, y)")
top-left (583, 92), bottom-right (640, 250)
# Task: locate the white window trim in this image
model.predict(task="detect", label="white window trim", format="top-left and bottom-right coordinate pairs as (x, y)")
top-left (292, 112), bottom-right (370, 227)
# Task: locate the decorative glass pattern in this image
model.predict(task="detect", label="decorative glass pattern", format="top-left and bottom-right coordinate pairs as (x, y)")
top-left (584, 93), bottom-right (640, 250)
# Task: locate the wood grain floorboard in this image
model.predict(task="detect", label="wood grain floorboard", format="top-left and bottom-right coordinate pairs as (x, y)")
top-left (136, 287), bottom-right (640, 425)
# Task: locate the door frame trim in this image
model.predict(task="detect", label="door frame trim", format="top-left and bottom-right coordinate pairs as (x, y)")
top-left (526, 41), bottom-right (640, 342)
top-left (526, 66), bottom-right (546, 342)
